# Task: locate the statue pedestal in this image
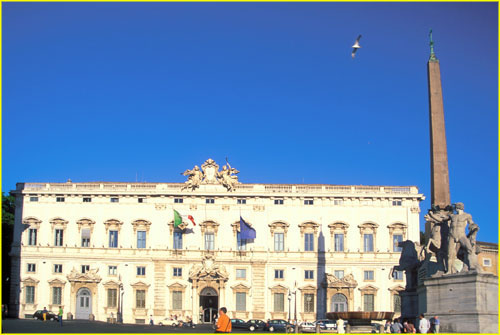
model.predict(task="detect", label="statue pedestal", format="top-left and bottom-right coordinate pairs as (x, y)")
top-left (400, 290), bottom-right (419, 321)
top-left (419, 271), bottom-right (498, 333)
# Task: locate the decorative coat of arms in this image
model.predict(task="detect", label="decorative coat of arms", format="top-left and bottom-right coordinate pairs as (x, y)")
top-left (181, 158), bottom-right (240, 191)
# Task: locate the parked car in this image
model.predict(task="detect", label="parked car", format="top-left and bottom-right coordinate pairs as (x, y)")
top-left (158, 318), bottom-right (181, 327)
top-left (32, 310), bottom-right (57, 321)
top-left (247, 319), bottom-right (266, 331)
top-left (231, 319), bottom-right (250, 330)
top-left (299, 322), bottom-right (316, 332)
top-left (263, 319), bottom-right (295, 332)
top-left (315, 319), bottom-right (337, 330)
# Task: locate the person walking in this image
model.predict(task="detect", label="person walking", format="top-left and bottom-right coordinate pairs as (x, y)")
top-left (215, 307), bottom-right (232, 333)
top-left (418, 314), bottom-right (430, 334)
top-left (431, 316), bottom-right (440, 333)
top-left (58, 306), bottom-right (63, 327)
top-left (42, 307), bottom-right (48, 321)
top-left (407, 322), bottom-right (416, 333)
top-left (390, 318), bottom-right (403, 333)
top-left (337, 317), bottom-right (345, 334)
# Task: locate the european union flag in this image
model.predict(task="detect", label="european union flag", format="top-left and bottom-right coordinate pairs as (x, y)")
top-left (239, 216), bottom-right (256, 240)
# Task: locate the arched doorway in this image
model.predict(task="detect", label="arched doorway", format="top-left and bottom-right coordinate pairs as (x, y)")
top-left (75, 288), bottom-right (92, 319)
top-left (200, 287), bottom-right (218, 323)
top-left (331, 293), bottom-right (348, 312)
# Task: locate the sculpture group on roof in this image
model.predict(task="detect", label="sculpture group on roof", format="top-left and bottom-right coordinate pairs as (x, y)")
top-left (181, 158), bottom-right (240, 191)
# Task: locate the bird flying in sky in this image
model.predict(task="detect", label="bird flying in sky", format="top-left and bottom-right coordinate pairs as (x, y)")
top-left (351, 35), bottom-right (362, 58)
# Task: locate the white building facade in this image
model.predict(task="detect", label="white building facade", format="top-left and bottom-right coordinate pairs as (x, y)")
top-left (9, 160), bottom-right (424, 324)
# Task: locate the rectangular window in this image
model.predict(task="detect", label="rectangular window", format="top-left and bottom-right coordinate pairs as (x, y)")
top-left (273, 293), bottom-right (284, 312)
top-left (274, 233), bottom-right (284, 251)
top-left (109, 230), bottom-right (118, 248)
top-left (393, 270), bottom-right (404, 280)
top-left (110, 197), bottom-right (119, 203)
top-left (81, 228), bottom-right (91, 247)
top-left (172, 291), bottom-right (182, 310)
top-left (205, 232), bottom-right (214, 250)
top-left (236, 292), bottom-right (246, 311)
top-left (364, 270), bottom-right (374, 281)
top-left (174, 198), bottom-right (183, 203)
top-left (237, 199), bottom-right (246, 204)
top-left (52, 287), bottom-right (62, 305)
top-left (393, 294), bottom-right (401, 313)
top-left (81, 265), bottom-right (90, 273)
top-left (107, 288), bottom-right (117, 307)
top-left (56, 197), bottom-right (65, 202)
top-left (334, 199), bottom-right (343, 205)
top-left (363, 234), bottom-right (374, 252)
top-left (483, 258), bottom-right (492, 267)
top-left (54, 264), bottom-right (63, 273)
top-left (108, 266), bottom-right (117, 275)
top-left (83, 197), bottom-right (92, 202)
top-left (26, 286), bottom-right (35, 304)
top-left (30, 196), bottom-right (38, 202)
top-left (334, 270), bottom-right (344, 279)
top-left (305, 233), bottom-right (314, 251)
top-left (138, 198), bottom-right (144, 203)
top-left (27, 263), bottom-right (36, 272)
top-left (173, 267), bottom-right (182, 277)
top-left (28, 228), bottom-right (37, 246)
top-left (236, 269), bottom-right (246, 279)
top-left (304, 199), bottom-right (314, 205)
top-left (173, 231), bottom-right (183, 249)
top-left (392, 200), bottom-right (402, 206)
top-left (304, 293), bottom-right (315, 313)
top-left (393, 234), bottom-right (403, 252)
top-left (305, 270), bottom-right (314, 279)
top-left (136, 290), bottom-right (146, 308)
top-left (137, 231), bottom-right (146, 249)
top-left (137, 266), bottom-right (146, 276)
top-left (237, 232), bottom-right (247, 251)
top-left (274, 269), bottom-right (284, 279)
top-left (54, 229), bottom-right (64, 246)
top-left (363, 294), bottom-right (374, 311)
top-left (274, 199), bottom-right (284, 205)
top-left (334, 233), bottom-right (344, 252)
top-left (206, 198), bottom-right (215, 204)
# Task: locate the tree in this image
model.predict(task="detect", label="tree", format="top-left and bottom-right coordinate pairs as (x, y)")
top-left (2, 192), bottom-right (15, 307)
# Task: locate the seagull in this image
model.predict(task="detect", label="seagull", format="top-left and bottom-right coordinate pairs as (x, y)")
top-left (351, 34), bottom-right (362, 58)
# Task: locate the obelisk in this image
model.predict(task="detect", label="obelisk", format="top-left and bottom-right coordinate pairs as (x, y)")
top-left (427, 30), bottom-right (451, 209)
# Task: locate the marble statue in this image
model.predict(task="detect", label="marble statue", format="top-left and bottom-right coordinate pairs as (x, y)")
top-left (446, 202), bottom-right (480, 274)
top-left (424, 202), bottom-right (480, 275)
top-left (181, 159), bottom-right (240, 191)
top-left (181, 165), bottom-right (204, 191)
top-left (217, 161), bottom-right (239, 192)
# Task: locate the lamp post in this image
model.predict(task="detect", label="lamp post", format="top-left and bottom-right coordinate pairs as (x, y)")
top-left (294, 290), bottom-right (298, 334)
top-left (288, 291), bottom-right (292, 323)
top-left (117, 282), bottom-right (124, 324)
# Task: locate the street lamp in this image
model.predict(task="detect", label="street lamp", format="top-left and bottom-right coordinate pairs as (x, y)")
top-left (288, 291), bottom-right (292, 324)
top-left (117, 274), bottom-right (124, 324)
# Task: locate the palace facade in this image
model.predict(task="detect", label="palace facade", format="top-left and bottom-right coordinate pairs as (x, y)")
top-left (9, 159), bottom-right (424, 324)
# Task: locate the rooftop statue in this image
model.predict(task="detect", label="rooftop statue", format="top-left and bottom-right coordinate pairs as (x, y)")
top-left (217, 160), bottom-right (239, 192)
top-left (181, 165), bottom-right (203, 191)
top-left (181, 159), bottom-right (240, 192)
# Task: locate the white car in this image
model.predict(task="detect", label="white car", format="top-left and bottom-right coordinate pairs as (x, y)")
top-left (158, 318), bottom-right (181, 327)
top-left (299, 322), bottom-right (317, 333)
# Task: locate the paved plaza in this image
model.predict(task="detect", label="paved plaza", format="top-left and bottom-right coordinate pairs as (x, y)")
top-left (1, 319), bottom-right (256, 333)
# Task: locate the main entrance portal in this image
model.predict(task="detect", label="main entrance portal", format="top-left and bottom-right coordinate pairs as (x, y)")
top-left (75, 287), bottom-right (92, 319)
top-left (200, 287), bottom-right (218, 323)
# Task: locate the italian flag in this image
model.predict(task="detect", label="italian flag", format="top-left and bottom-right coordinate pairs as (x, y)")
top-left (173, 209), bottom-right (196, 228)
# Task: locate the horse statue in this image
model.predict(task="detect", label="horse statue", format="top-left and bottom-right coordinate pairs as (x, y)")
top-left (388, 240), bottom-right (423, 290)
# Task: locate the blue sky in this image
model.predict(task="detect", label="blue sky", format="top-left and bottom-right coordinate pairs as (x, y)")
top-left (2, 2), bottom-right (498, 242)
